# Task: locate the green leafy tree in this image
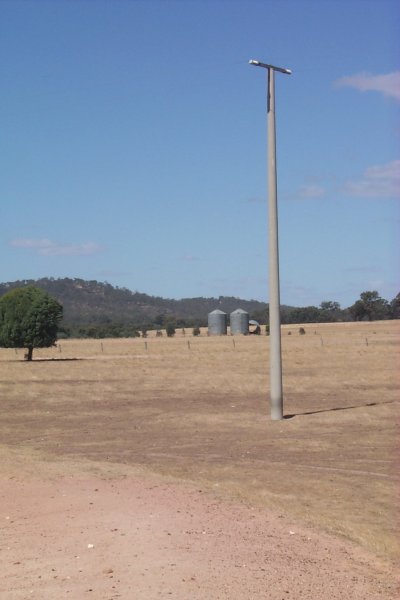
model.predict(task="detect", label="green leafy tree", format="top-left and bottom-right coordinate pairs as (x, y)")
top-left (284, 305), bottom-right (321, 324)
top-left (349, 291), bottom-right (390, 321)
top-left (0, 286), bottom-right (63, 360)
top-left (319, 301), bottom-right (342, 322)
top-left (390, 293), bottom-right (400, 319)
top-left (166, 321), bottom-right (176, 337)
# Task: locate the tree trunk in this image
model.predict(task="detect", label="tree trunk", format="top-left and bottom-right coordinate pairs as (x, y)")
top-left (25, 347), bottom-right (33, 361)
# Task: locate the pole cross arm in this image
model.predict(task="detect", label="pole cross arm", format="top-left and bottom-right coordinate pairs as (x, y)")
top-left (249, 59), bottom-right (292, 75)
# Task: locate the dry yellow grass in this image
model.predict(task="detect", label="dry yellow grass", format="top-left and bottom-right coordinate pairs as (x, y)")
top-left (0, 320), bottom-right (398, 565)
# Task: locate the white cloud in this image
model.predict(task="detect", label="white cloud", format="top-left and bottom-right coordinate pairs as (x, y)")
top-left (180, 254), bottom-right (200, 262)
top-left (10, 238), bottom-right (103, 256)
top-left (298, 184), bottom-right (326, 199)
top-left (334, 71), bottom-right (400, 101)
top-left (342, 160), bottom-right (400, 199)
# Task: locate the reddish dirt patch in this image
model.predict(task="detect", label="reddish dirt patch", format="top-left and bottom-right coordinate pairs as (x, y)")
top-left (1, 473), bottom-right (397, 600)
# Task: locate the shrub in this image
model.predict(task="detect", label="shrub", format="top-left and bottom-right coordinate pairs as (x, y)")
top-left (166, 322), bottom-right (176, 337)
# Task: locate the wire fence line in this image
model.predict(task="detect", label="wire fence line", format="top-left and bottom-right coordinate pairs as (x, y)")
top-left (1, 330), bottom-right (398, 362)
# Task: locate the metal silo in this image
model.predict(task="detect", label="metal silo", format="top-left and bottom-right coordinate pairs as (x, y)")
top-left (230, 308), bottom-right (249, 335)
top-left (208, 309), bottom-right (227, 335)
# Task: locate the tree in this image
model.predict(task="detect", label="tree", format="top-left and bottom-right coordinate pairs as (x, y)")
top-left (319, 301), bottom-right (342, 322)
top-left (349, 291), bottom-right (390, 321)
top-left (154, 313), bottom-right (166, 328)
top-left (283, 305), bottom-right (321, 324)
top-left (390, 293), bottom-right (400, 319)
top-left (0, 286), bottom-right (63, 360)
top-left (166, 321), bottom-right (176, 337)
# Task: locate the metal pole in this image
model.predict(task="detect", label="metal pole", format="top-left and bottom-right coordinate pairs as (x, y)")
top-left (249, 59), bottom-right (291, 421)
top-left (267, 68), bottom-right (283, 420)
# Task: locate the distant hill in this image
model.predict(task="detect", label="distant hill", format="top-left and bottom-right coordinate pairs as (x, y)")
top-left (0, 278), bottom-right (269, 335)
top-left (1, 278), bottom-right (396, 337)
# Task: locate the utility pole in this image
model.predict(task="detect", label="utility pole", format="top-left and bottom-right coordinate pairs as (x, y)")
top-left (249, 59), bottom-right (291, 420)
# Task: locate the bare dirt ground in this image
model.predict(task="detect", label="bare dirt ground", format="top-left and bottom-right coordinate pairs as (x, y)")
top-left (0, 321), bottom-right (399, 599)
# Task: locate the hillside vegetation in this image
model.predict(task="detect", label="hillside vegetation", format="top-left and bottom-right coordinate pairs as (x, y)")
top-left (0, 278), bottom-right (268, 337)
top-left (0, 278), bottom-right (397, 338)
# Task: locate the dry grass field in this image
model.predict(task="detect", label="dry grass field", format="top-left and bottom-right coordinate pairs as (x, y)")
top-left (0, 320), bottom-right (399, 574)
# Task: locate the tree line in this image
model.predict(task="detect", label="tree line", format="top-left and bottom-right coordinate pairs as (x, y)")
top-left (282, 291), bottom-right (399, 324)
top-left (0, 283), bottom-right (398, 359)
top-left (72, 291), bottom-right (400, 339)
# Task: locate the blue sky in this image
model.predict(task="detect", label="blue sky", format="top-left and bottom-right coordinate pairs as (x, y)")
top-left (1, 0), bottom-right (399, 307)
